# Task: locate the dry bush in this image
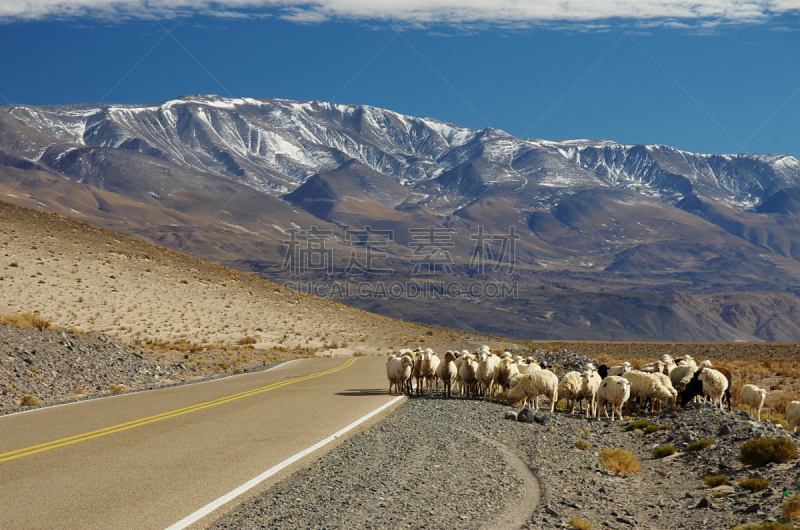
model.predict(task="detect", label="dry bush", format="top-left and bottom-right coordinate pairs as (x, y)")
top-left (685, 439), bottom-right (716, 452)
top-left (237, 336), bottom-right (257, 345)
top-left (704, 474), bottom-right (729, 488)
top-left (20, 395), bottom-right (39, 407)
top-left (739, 437), bottom-right (798, 466)
top-left (644, 424), bottom-right (670, 434)
top-left (739, 477), bottom-right (770, 491)
top-left (74, 387), bottom-right (86, 395)
top-left (109, 384), bottom-right (125, 394)
top-left (1, 312), bottom-right (51, 331)
top-left (599, 447), bottom-right (641, 476)
top-left (782, 494), bottom-right (800, 522)
top-left (652, 445), bottom-right (678, 459)
top-left (574, 439), bottom-right (592, 451)
top-left (68, 326), bottom-right (87, 338)
top-left (624, 420), bottom-right (651, 432)
top-left (568, 516), bottom-right (592, 530)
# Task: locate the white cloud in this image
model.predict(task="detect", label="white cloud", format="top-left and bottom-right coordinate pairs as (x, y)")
top-left (1, 0), bottom-right (798, 24)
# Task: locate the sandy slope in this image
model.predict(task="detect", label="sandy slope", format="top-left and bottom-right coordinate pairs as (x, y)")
top-left (0, 201), bottom-right (495, 358)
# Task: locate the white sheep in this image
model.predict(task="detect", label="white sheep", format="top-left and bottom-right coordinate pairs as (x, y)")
top-left (653, 373), bottom-right (678, 412)
top-left (387, 355), bottom-right (414, 395)
top-left (435, 351), bottom-right (458, 398)
top-left (596, 376), bottom-right (631, 421)
top-left (421, 349), bottom-right (441, 396)
top-left (640, 361), bottom-right (664, 374)
top-left (496, 357), bottom-right (520, 394)
top-left (558, 371), bottom-right (585, 414)
top-left (458, 353), bottom-right (480, 399)
top-left (501, 351), bottom-right (513, 359)
top-left (669, 364), bottom-right (697, 392)
top-left (517, 359), bottom-right (541, 374)
top-left (582, 370), bottom-right (602, 419)
top-left (622, 370), bottom-right (676, 415)
top-left (698, 368), bottom-right (728, 409)
top-left (787, 401), bottom-right (800, 433)
top-left (740, 384), bottom-right (768, 421)
top-left (477, 351), bottom-right (502, 400)
top-left (507, 370), bottom-right (559, 412)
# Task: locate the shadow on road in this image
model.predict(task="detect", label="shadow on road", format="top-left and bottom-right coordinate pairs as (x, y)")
top-left (335, 389), bottom-right (390, 397)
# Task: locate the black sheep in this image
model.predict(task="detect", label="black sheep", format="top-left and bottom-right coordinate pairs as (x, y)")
top-left (680, 366), bottom-right (732, 409)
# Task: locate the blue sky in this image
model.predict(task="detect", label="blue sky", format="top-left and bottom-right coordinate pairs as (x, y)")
top-left (0, 2), bottom-right (798, 158)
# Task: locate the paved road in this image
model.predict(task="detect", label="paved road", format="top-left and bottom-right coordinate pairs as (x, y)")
top-left (0, 357), bottom-right (402, 529)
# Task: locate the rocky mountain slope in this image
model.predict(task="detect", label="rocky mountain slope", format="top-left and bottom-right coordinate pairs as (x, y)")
top-left (2, 96), bottom-right (800, 341)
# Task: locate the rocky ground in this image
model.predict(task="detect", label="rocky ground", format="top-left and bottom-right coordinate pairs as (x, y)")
top-left (0, 324), bottom-right (305, 413)
top-left (211, 350), bottom-right (800, 530)
top-left (3, 327), bottom-right (799, 529)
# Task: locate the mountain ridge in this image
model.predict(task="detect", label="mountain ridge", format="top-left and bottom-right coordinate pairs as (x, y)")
top-left (3, 94), bottom-right (800, 342)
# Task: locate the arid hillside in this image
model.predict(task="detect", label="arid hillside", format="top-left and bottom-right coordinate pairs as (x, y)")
top-left (0, 200), bottom-right (506, 356)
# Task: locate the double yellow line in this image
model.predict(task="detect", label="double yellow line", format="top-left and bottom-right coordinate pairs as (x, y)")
top-left (0, 358), bottom-right (359, 464)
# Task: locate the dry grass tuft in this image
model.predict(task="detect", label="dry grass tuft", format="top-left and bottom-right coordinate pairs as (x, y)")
top-left (568, 516), bottom-right (592, 530)
top-left (651, 444), bottom-right (678, 459)
top-left (1, 312), bottom-right (51, 331)
top-left (599, 447), bottom-right (642, 476)
top-left (574, 439), bottom-right (592, 451)
top-left (67, 326), bottom-right (87, 338)
top-left (685, 439), bottom-right (716, 453)
top-left (739, 437), bottom-right (798, 467)
top-left (237, 336), bottom-right (257, 345)
top-left (739, 477), bottom-right (770, 491)
top-left (20, 395), bottom-right (39, 407)
top-left (704, 474), bottom-right (729, 488)
top-left (109, 384), bottom-right (125, 394)
top-left (782, 494), bottom-right (800, 522)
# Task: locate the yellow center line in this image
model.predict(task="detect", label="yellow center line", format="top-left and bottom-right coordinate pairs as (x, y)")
top-left (0, 358), bottom-right (359, 464)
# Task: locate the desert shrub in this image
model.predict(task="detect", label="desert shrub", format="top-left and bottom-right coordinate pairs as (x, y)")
top-left (574, 439), bottom-right (592, 451)
top-left (237, 336), bottom-right (257, 345)
top-left (782, 494), bottom-right (800, 522)
top-left (6, 385), bottom-right (15, 394)
top-left (739, 478), bottom-right (770, 491)
top-left (109, 384), bottom-right (125, 394)
top-left (731, 523), bottom-right (794, 530)
top-left (624, 420), bottom-right (652, 431)
top-left (712, 491), bottom-right (728, 498)
top-left (214, 362), bottom-right (231, 371)
top-left (1, 312), bottom-right (51, 331)
top-left (685, 439), bottom-right (716, 452)
top-left (74, 387), bottom-right (86, 395)
top-left (20, 395), bottom-right (38, 407)
top-left (739, 437), bottom-right (798, 467)
top-left (568, 516), bottom-right (591, 530)
top-left (644, 424), bottom-right (671, 434)
top-left (652, 444), bottom-right (678, 459)
top-left (599, 447), bottom-right (642, 476)
top-left (704, 474), bottom-right (729, 488)
top-left (67, 327), bottom-right (87, 338)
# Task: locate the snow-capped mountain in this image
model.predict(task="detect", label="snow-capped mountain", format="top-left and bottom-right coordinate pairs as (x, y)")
top-left (3, 94), bottom-right (800, 342)
top-left (3, 95), bottom-right (799, 213)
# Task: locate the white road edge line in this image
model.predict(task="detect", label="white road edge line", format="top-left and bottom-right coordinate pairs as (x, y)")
top-left (0, 360), bottom-right (297, 420)
top-left (165, 394), bottom-right (406, 530)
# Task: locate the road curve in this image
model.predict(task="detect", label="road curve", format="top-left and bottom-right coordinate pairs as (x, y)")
top-left (0, 356), bottom-right (403, 529)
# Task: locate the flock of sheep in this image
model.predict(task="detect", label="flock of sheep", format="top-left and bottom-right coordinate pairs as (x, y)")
top-left (386, 347), bottom-right (800, 431)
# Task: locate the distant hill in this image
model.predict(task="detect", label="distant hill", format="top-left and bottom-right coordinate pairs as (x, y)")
top-left (2, 95), bottom-right (800, 341)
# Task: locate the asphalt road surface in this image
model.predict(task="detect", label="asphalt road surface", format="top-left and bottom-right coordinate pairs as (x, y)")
top-left (0, 356), bottom-right (403, 529)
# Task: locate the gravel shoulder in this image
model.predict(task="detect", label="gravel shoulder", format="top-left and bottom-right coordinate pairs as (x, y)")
top-left (210, 350), bottom-right (800, 530)
top-left (210, 397), bottom-right (800, 530)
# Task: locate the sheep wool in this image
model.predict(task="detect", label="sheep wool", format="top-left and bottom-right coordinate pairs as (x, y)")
top-left (596, 376), bottom-right (630, 421)
top-left (698, 368), bottom-right (728, 409)
top-left (581, 370), bottom-right (602, 419)
top-left (507, 370), bottom-right (559, 412)
top-left (557, 371), bottom-right (584, 414)
top-left (787, 401), bottom-right (800, 433)
top-left (435, 351), bottom-right (458, 398)
top-left (740, 384), bottom-right (768, 421)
